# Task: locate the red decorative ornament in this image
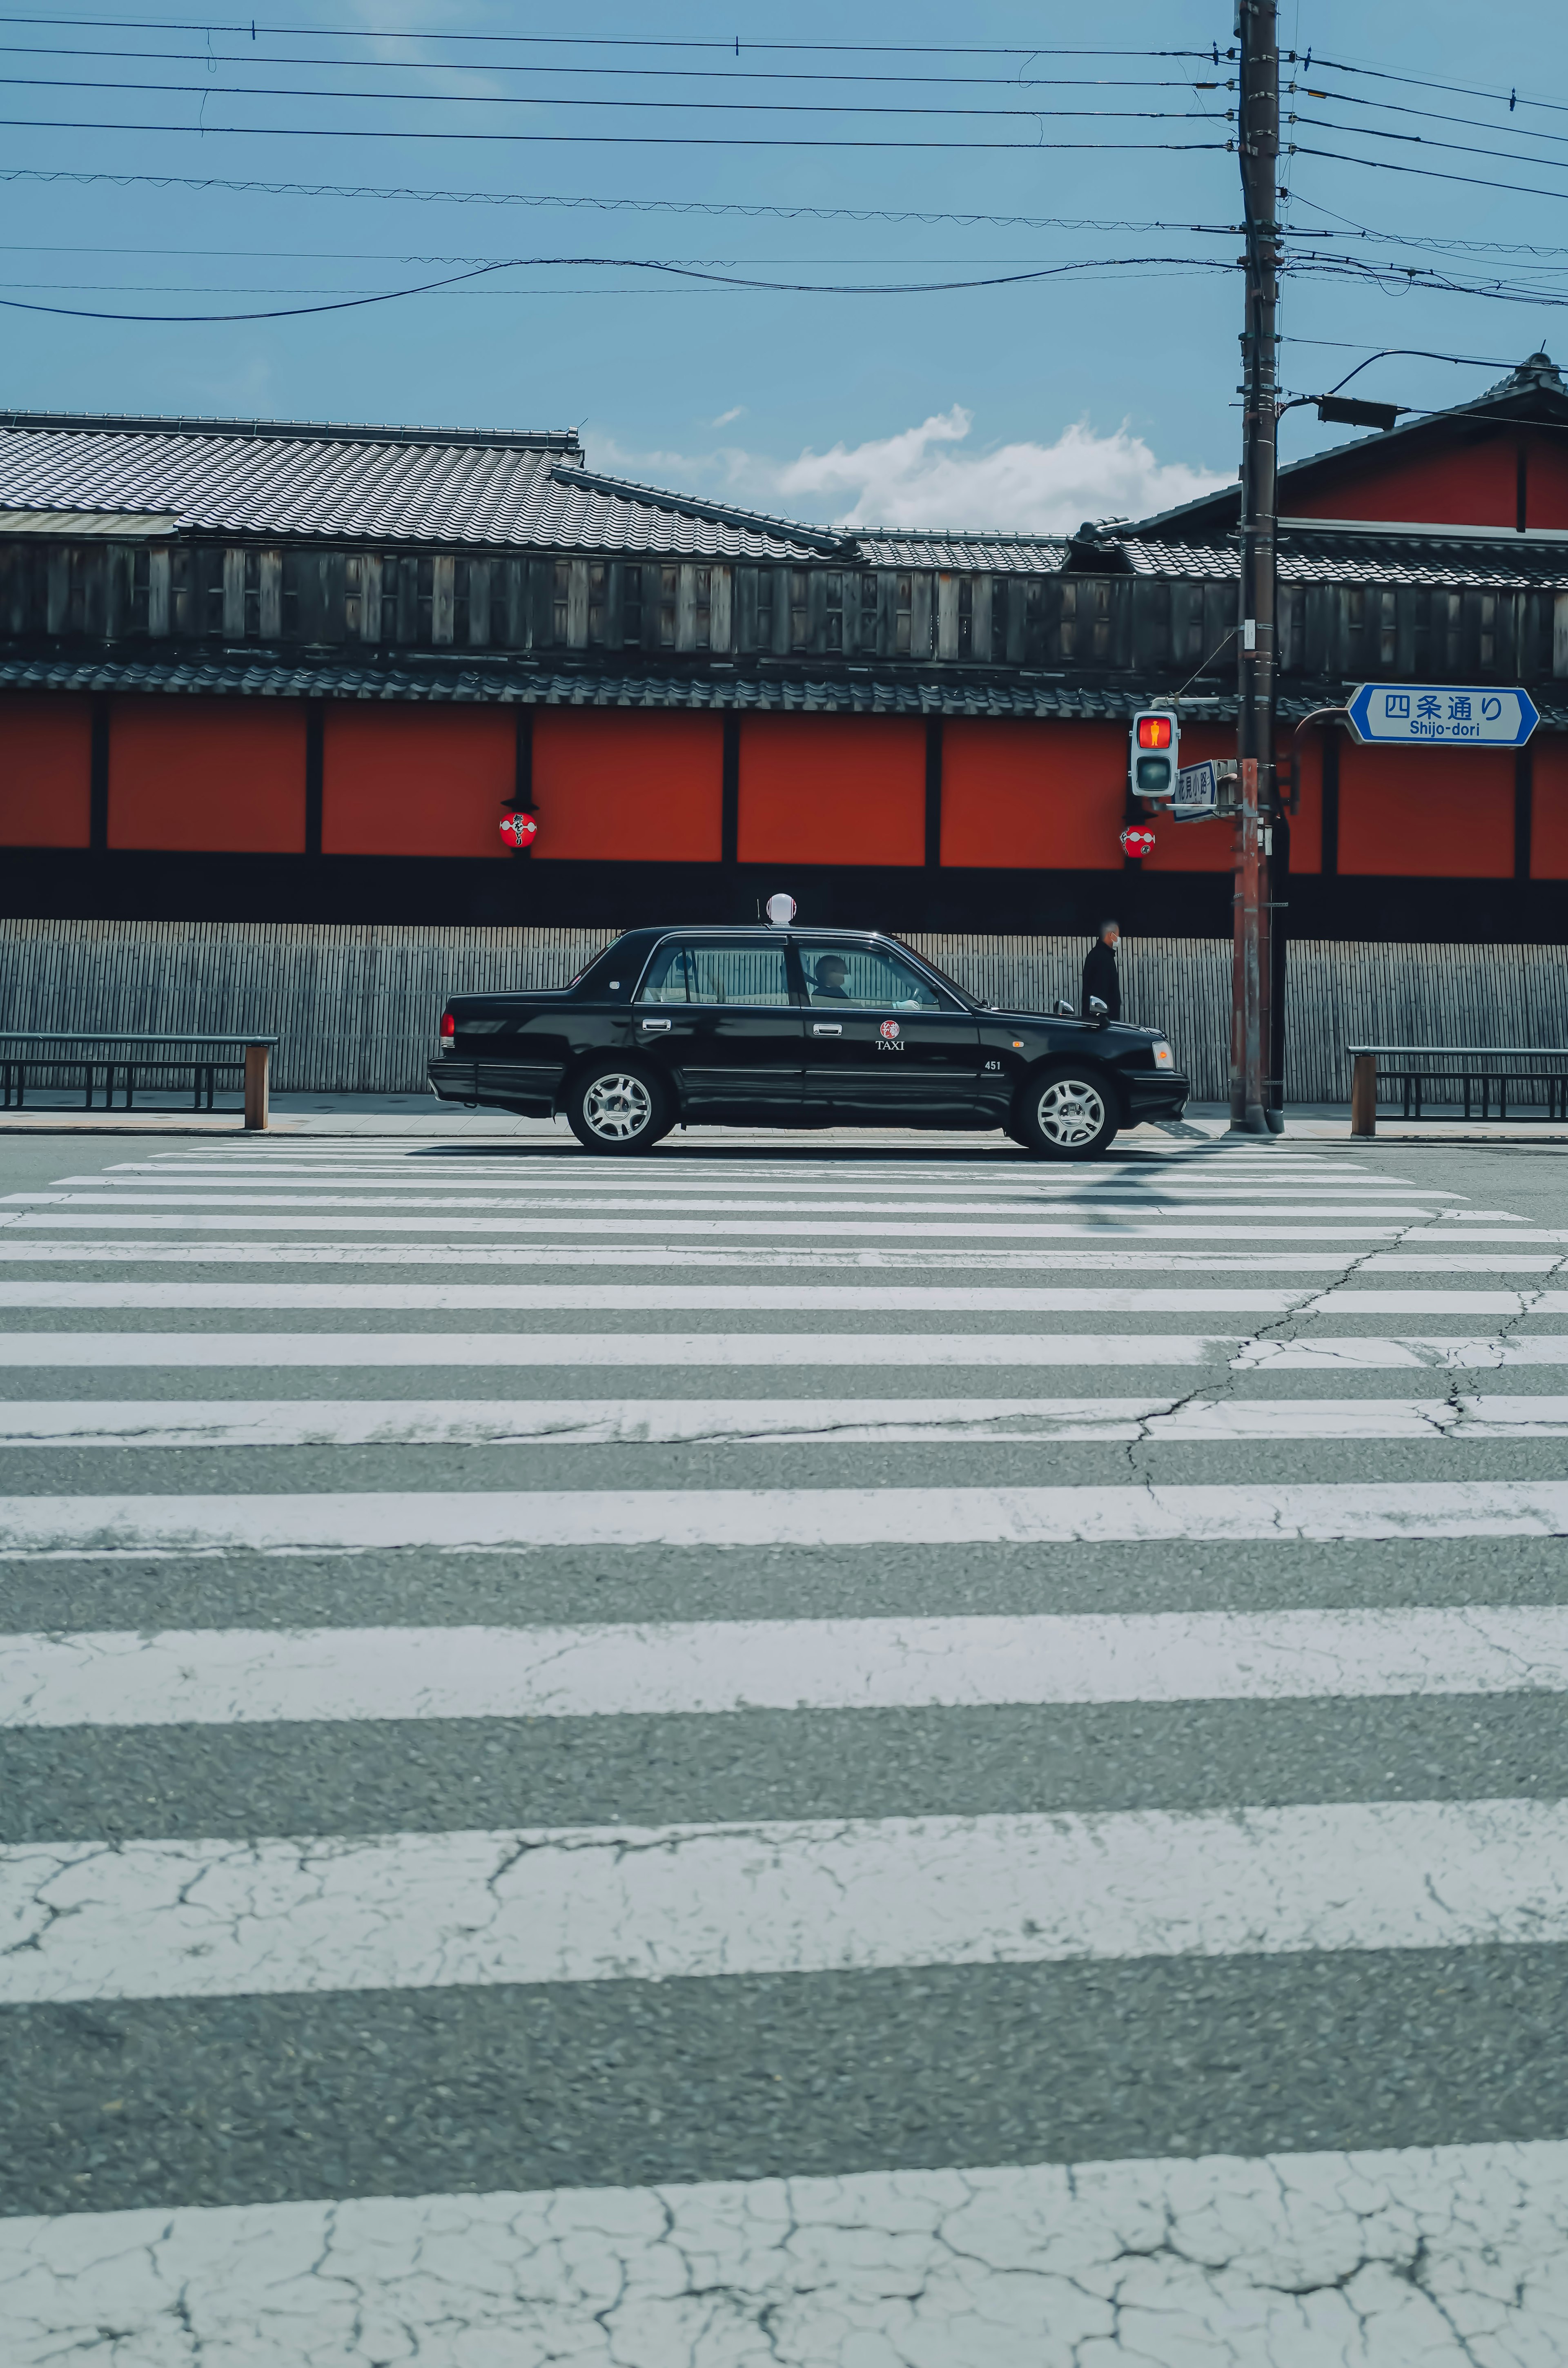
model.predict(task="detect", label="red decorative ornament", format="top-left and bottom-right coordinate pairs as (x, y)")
top-left (500, 810), bottom-right (539, 849)
top-left (1120, 825), bottom-right (1156, 859)
top-left (879, 1019), bottom-right (900, 1040)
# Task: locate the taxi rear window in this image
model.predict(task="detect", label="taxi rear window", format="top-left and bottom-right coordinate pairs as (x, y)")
top-left (639, 941), bottom-right (793, 1006)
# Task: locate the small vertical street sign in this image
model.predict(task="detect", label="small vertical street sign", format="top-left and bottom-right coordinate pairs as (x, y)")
top-left (1346, 685), bottom-right (1540, 747)
top-left (1171, 760), bottom-right (1219, 821)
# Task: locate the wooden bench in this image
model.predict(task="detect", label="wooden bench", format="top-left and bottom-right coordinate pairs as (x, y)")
top-left (1348, 1045), bottom-right (1568, 1136)
top-left (0, 1035), bottom-right (278, 1129)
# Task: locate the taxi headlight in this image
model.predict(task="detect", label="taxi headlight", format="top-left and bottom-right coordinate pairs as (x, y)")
top-left (1151, 1039), bottom-right (1176, 1070)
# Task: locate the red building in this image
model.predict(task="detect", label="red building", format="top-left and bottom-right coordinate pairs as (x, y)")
top-left (2, 353), bottom-right (1567, 941)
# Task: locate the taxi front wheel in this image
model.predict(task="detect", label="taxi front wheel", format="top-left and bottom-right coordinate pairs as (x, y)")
top-left (1014, 1065), bottom-right (1119, 1160)
top-left (566, 1060), bottom-right (672, 1154)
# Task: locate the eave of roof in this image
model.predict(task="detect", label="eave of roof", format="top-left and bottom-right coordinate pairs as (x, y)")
top-left (1109, 353), bottom-right (1568, 545)
top-left (9, 653), bottom-right (1560, 731)
top-left (0, 408), bottom-right (582, 452)
top-left (547, 464), bottom-right (854, 558)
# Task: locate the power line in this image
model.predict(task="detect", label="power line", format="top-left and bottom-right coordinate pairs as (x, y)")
top-left (1292, 141), bottom-right (1568, 207)
top-left (0, 43), bottom-right (1229, 92)
top-left (0, 18), bottom-right (1213, 58)
top-left (1274, 192), bottom-right (1568, 261)
top-left (0, 114), bottom-right (1229, 151)
top-left (0, 73), bottom-right (1227, 120)
top-left (1282, 341), bottom-right (1517, 368)
top-left (1300, 49), bottom-right (1568, 125)
top-left (1287, 77), bottom-right (1568, 151)
top-left (0, 250), bottom-right (1238, 323)
top-left (0, 269), bottom-right (1233, 298)
top-left (1294, 110), bottom-right (1568, 176)
top-left (0, 167), bottom-right (1244, 234)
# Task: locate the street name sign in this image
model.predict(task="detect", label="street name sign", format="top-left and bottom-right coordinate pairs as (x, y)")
top-left (1171, 760), bottom-right (1219, 821)
top-left (1346, 683), bottom-right (1540, 748)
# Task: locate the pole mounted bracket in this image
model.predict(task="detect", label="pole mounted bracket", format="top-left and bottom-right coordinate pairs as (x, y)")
top-left (1287, 705), bottom-right (1350, 818)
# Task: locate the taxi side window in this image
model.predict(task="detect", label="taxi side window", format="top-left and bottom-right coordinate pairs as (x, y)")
top-left (797, 943), bottom-right (947, 1010)
top-left (638, 942), bottom-right (792, 1006)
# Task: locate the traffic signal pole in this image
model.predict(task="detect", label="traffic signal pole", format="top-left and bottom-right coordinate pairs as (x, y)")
top-left (1232, 0), bottom-right (1281, 1135)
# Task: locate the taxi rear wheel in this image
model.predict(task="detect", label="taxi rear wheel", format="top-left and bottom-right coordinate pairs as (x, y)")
top-left (1014, 1065), bottom-right (1118, 1160)
top-left (566, 1061), bottom-right (671, 1154)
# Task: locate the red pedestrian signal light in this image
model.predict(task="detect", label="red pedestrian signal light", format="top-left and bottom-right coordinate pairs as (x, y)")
top-left (1129, 708), bottom-right (1179, 800)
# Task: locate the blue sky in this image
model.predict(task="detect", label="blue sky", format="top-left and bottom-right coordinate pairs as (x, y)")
top-left (5, 0), bottom-right (1567, 530)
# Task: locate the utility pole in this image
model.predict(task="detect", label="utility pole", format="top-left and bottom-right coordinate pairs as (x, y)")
top-left (1232, 0), bottom-right (1281, 1135)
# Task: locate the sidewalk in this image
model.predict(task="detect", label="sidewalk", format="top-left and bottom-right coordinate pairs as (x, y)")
top-left (2, 1092), bottom-right (1567, 1146)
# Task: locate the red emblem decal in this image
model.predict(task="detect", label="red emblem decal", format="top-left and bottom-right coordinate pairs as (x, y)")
top-left (880, 1019), bottom-right (900, 1039)
top-left (500, 810), bottom-right (539, 848)
top-left (1119, 825), bottom-right (1156, 859)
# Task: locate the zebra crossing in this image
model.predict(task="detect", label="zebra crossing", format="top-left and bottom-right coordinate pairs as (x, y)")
top-left (4, 1130), bottom-right (1568, 2362)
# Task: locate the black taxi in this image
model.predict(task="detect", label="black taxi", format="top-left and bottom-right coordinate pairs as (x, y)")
top-left (429, 925), bottom-right (1189, 1158)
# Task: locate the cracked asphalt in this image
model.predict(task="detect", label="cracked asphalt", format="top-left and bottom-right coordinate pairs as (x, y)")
top-left (4, 1123), bottom-right (1568, 2364)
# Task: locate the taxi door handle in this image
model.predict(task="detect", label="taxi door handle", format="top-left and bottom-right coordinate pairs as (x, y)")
top-left (812, 1023), bottom-right (842, 1036)
top-left (639, 1017), bottom-right (672, 1032)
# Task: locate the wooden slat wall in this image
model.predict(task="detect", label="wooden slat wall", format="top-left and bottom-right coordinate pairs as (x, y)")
top-left (0, 921), bottom-right (615, 1095)
top-left (1, 920), bottom-right (1564, 1102)
top-left (15, 535), bottom-right (1558, 681)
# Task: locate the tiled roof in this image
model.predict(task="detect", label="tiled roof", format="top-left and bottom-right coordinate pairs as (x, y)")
top-left (1114, 533), bottom-right (1568, 590)
top-left (539, 467), bottom-right (850, 561)
top-left (0, 414), bottom-right (857, 560)
top-left (0, 655), bottom-right (1211, 720)
top-left (856, 531), bottom-right (1069, 573)
top-left (4, 658), bottom-right (1564, 730)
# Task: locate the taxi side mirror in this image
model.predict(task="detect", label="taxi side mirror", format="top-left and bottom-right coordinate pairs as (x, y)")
top-left (1052, 998), bottom-right (1075, 1018)
top-left (1088, 996), bottom-right (1109, 1028)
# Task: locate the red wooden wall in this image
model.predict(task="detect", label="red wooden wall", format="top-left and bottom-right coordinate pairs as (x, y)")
top-left (942, 720), bottom-right (1123, 868)
top-left (323, 707), bottom-right (512, 859)
top-left (1531, 737), bottom-right (1568, 880)
top-left (0, 695), bottom-right (91, 846)
top-left (111, 700), bottom-right (307, 853)
top-left (1286, 427), bottom-right (1568, 531)
top-left (739, 715), bottom-right (926, 866)
top-left (1337, 743), bottom-right (1514, 879)
top-left (0, 693), bottom-right (1544, 884)
top-left (533, 711), bottom-right (722, 863)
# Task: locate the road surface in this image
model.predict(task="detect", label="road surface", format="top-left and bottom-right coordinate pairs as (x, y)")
top-left (4, 1123), bottom-right (1568, 2362)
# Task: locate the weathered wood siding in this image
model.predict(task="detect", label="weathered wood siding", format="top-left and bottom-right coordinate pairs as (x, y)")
top-left (10, 528), bottom-right (1566, 695)
top-left (4, 920), bottom-right (1566, 1103)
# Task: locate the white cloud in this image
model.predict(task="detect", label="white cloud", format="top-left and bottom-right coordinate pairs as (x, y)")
top-left (594, 406), bottom-right (1227, 535)
top-left (708, 406), bottom-right (747, 428)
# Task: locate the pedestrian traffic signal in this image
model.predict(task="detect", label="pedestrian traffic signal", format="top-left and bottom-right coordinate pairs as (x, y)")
top-left (1129, 709), bottom-right (1179, 800)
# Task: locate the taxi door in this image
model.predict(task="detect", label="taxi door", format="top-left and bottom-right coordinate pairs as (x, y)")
top-left (793, 938), bottom-right (982, 1123)
top-left (631, 937), bottom-right (805, 1119)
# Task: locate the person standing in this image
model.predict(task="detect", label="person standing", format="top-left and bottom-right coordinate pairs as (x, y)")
top-left (1082, 919), bottom-right (1121, 1020)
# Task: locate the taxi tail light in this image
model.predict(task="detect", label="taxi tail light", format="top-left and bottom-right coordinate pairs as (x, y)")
top-left (440, 1012), bottom-right (456, 1039)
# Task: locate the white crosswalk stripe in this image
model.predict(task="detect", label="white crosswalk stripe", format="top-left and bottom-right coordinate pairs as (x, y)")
top-left (7, 1128), bottom-right (1568, 2360)
top-left (3, 1391), bottom-right (1568, 1445)
top-left (5, 2141), bottom-right (1565, 2368)
top-left (9, 1797), bottom-right (1568, 2006)
top-left (10, 1478), bottom-right (1568, 1554)
top-left (4, 1327), bottom-right (1564, 1367)
top-left (11, 1606), bottom-right (1568, 1726)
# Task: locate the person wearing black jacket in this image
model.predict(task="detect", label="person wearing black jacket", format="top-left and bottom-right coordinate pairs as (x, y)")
top-left (1082, 921), bottom-right (1121, 1020)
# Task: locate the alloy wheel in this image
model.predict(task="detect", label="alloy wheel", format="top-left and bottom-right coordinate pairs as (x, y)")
top-left (582, 1071), bottom-right (654, 1142)
top-left (1034, 1077), bottom-right (1107, 1150)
